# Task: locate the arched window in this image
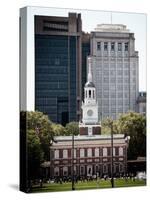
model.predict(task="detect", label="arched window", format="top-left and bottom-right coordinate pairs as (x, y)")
top-left (89, 90), bottom-right (91, 98)
top-left (93, 90), bottom-right (95, 98)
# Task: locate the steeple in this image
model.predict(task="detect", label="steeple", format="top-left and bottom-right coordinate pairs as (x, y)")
top-left (87, 57), bottom-right (92, 83)
top-left (85, 57), bottom-right (95, 88)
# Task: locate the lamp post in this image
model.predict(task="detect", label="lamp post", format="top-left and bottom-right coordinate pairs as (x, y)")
top-left (124, 135), bottom-right (130, 182)
top-left (72, 132), bottom-right (75, 190)
top-left (110, 121), bottom-right (114, 188)
top-left (49, 140), bottom-right (53, 180)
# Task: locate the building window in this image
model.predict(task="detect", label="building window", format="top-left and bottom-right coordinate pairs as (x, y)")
top-left (93, 90), bottom-right (95, 98)
top-left (97, 42), bottom-right (101, 50)
top-left (104, 42), bottom-right (108, 51)
top-left (54, 58), bottom-right (60, 65)
top-left (119, 164), bottom-right (124, 172)
top-left (80, 148), bottom-right (85, 158)
top-left (63, 166), bottom-right (68, 176)
top-left (63, 149), bottom-right (68, 158)
top-left (54, 149), bottom-right (59, 159)
top-left (103, 148), bottom-right (107, 157)
top-left (118, 43), bottom-right (122, 51)
top-left (95, 148), bottom-right (99, 157)
top-left (95, 165), bottom-right (99, 173)
top-left (54, 167), bottom-right (59, 176)
top-left (119, 147), bottom-right (123, 156)
top-left (74, 149), bottom-right (76, 158)
top-left (103, 164), bottom-right (108, 173)
top-left (113, 147), bottom-right (116, 156)
top-left (87, 148), bottom-right (92, 157)
top-left (89, 90), bottom-right (91, 98)
top-left (125, 42), bottom-right (128, 51)
top-left (111, 42), bottom-right (115, 51)
top-left (80, 166), bottom-right (84, 175)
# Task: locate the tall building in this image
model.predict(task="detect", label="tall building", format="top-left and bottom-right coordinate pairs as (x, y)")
top-left (137, 92), bottom-right (146, 114)
top-left (35, 13), bottom-right (82, 125)
top-left (82, 32), bottom-right (90, 97)
top-left (90, 24), bottom-right (139, 120)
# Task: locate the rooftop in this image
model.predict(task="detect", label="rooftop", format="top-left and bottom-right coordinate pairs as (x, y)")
top-left (94, 24), bottom-right (130, 33)
top-left (54, 134), bottom-right (125, 142)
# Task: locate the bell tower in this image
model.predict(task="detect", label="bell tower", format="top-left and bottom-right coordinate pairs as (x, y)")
top-left (79, 57), bottom-right (101, 136)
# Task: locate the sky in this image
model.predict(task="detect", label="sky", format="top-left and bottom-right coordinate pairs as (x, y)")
top-left (34, 6), bottom-right (147, 91)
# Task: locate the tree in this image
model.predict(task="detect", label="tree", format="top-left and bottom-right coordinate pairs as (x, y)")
top-left (101, 118), bottom-right (119, 135)
top-left (65, 122), bottom-right (79, 136)
top-left (117, 112), bottom-right (146, 160)
top-left (27, 130), bottom-right (44, 179)
top-left (52, 123), bottom-right (66, 136)
top-left (27, 111), bottom-right (54, 161)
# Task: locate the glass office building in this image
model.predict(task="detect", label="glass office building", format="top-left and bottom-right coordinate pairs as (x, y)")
top-left (35, 13), bottom-right (82, 125)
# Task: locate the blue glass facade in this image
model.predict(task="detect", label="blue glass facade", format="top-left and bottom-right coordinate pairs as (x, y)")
top-left (82, 41), bottom-right (90, 99)
top-left (35, 35), bottom-right (77, 125)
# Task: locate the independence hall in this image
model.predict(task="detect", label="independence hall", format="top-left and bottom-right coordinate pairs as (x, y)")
top-left (49, 58), bottom-right (129, 178)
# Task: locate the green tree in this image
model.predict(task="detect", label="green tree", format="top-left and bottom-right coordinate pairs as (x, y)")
top-left (101, 118), bottom-right (119, 135)
top-left (52, 123), bottom-right (66, 136)
top-left (117, 112), bottom-right (146, 160)
top-left (27, 130), bottom-right (44, 179)
top-left (27, 111), bottom-right (54, 161)
top-left (65, 122), bottom-right (79, 136)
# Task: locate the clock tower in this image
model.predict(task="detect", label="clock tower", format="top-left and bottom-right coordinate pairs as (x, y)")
top-left (79, 57), bottom-right (101, 136)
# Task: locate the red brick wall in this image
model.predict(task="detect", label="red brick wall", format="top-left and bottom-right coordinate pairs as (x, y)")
top-left (79, 127), bottom-right (88, 135)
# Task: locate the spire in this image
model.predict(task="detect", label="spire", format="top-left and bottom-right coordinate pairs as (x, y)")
top-left (87, 57), bottom-right (92, 82)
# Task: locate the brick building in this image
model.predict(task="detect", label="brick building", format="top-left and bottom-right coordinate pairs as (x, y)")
top-left (50, 58), bottom-right (128, 178)
top-left (50, 134), bottom-right (128, 178)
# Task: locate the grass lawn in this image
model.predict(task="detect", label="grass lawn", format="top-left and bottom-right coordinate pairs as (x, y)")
top-left (31, 178), bottom-right (146, 193)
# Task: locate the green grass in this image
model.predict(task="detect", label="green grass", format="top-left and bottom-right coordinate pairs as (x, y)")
top-left (31, 178), bottom-right (146, 193)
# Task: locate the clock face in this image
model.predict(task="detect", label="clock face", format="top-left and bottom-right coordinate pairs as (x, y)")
top-left (87, 109), bottom-right (93, 116)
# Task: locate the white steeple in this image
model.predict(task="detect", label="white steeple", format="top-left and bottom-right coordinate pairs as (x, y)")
top-left (87, 57), bottom-right (92, 83)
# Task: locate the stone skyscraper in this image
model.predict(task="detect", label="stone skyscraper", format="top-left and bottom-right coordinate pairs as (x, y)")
top-left (90, 24), bottom-right (139, 120)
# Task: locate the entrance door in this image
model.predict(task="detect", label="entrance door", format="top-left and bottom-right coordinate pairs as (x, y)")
top-left (87, 165), bottom-right (92, 176)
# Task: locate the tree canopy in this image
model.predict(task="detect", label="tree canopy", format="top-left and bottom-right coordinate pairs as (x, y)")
top-left (102, 112), bottom-right (146, 160)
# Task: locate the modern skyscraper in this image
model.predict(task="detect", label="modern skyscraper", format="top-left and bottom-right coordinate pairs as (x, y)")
top-left (90, 24), bottom-right (139, 120)
top-left (35, 13), bottom-right (82, 125)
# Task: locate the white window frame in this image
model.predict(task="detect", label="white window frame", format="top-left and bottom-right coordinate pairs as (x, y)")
top-left (119, 147), bottom-right (123, 156)
top-left (87, 148), bottom-right (92, 157)
top-left (63, 149), bottom-right (68, 158)
top-left (95, 148), bottom-right (99, 157)
top-left (103, 147), bottom-right (107, 157)
top-left (80, 148), bottom-right (85, 158)
top-left (54, 149), bottom-right (59, 159)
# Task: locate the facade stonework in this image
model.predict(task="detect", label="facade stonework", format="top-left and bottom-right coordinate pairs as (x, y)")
top-left (90, 24), bottom-right (139, 120)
